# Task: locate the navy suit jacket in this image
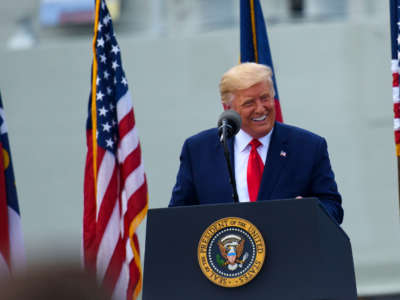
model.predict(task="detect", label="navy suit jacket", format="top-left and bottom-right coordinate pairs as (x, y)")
top-left (169, 122), bottom-right (343, 224)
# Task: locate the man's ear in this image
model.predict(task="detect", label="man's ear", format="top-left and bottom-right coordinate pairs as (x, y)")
top-left (222, 103), bottom-right (230, 111)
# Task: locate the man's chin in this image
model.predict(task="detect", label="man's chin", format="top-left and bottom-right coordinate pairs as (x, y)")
top-left (251, 126), bottom-right (273, 138)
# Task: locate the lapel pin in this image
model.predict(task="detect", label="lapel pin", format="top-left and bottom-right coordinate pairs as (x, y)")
top-left (280, 150), bottom-right (287, 158)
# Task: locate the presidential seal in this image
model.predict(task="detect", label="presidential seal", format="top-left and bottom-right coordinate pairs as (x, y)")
top-left (197, 217), bottom-right (266, 288)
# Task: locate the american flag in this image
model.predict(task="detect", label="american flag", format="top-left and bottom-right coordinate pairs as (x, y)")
top-left (83, 0), bottom-right (148, 299)
top-left (390, 0), bottom-right (400, 211)
top-left (240, 0), bottom-right (283, 122)
top-left (0, 92), bottom-right (25, 275)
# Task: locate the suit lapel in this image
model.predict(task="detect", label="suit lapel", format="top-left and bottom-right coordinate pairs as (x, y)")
top-left (215, 134), bottom-right (235, 169)
top-left (258, 123), bottom-right (289, 200)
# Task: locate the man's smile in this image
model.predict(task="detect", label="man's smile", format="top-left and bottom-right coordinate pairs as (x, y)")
top-left (251, 115), bottom-right (267, 122)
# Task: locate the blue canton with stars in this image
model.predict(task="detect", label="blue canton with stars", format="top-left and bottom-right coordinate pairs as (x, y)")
top-left (87, 0), bottom-right (129, 154)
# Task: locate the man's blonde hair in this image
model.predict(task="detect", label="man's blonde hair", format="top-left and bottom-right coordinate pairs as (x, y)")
top-left (219, 62), bottom-right (274, 105)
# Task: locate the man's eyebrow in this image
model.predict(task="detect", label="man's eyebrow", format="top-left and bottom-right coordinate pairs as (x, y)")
top-left (241, 98), bottom-right (255, 104)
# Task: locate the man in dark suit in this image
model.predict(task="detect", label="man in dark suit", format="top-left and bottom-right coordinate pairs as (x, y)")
top-left (169, 63), bottom-right (343, 224)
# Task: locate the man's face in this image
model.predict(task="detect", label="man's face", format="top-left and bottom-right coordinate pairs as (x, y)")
top-left (228, 80), bottom-right (275, 139)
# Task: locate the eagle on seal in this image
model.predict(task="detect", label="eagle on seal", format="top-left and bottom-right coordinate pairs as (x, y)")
top-left (218, 238), bottom-right (245, 267)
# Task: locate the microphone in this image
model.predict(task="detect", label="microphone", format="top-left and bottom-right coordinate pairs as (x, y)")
top-left (217, 110), bottom-right (241, 203)
top-left (217, 110), bottom-right (241, 141)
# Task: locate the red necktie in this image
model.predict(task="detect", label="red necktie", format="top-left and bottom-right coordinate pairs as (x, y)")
top-left (247, 139), bottom-right (264, 202)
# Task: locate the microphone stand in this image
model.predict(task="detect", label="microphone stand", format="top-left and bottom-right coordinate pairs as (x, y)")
top-left (221, 121), bottom-right (239, 203)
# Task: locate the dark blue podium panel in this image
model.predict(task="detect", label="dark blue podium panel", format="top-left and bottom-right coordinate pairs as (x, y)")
top-left (143, 198), bottom-right (356, 300)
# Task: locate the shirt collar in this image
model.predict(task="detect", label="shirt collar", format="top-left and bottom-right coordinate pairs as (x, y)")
top-left (235, 127), bottom-right (274, 153)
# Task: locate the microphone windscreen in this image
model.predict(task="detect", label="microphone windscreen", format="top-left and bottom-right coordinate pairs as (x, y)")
top-left (217, 110), bottom-right (241, 137)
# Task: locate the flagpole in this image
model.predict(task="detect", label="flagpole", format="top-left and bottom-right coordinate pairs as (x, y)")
top-left (91, 0), bottom-right (102, 209)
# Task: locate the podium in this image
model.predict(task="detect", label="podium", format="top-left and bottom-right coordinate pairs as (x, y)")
top-left (143, 198), bottom-right (357, 300)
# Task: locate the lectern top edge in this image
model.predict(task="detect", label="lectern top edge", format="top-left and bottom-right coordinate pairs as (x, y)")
top-left (151, 197), bottom-right (350, 240)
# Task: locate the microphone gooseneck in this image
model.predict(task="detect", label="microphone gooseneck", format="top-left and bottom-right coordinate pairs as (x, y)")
top-left (217, 110), bottom-right (241, 203)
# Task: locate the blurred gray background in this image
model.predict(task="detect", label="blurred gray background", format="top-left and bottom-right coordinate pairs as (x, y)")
top-left (0, 0), bottom-right (399, 298)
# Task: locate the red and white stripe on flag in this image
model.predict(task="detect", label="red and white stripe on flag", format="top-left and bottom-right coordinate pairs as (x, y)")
top-left (393, 59), bottom-right (400, 156)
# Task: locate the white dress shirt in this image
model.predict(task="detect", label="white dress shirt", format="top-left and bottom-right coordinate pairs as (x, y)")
top-left (234, 129), bottom-right (273, 202)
